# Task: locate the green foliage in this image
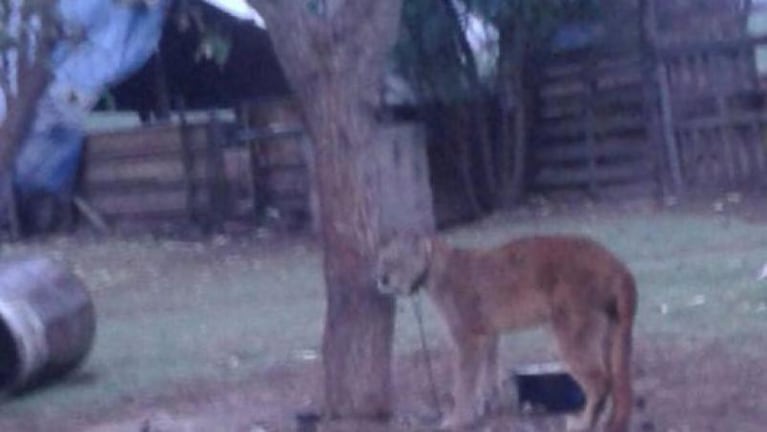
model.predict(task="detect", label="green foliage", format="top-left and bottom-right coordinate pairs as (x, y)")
top-left (175, 0), bottom-right (233, 67)
top-left (195, 30), bottom-right (232, 66)
top-left (395, 0), bottom-right (473, 101)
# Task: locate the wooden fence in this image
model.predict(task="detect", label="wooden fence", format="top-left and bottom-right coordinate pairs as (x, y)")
top-left (82, 122), bottom-right (216, 223)
top-left (530, 49), bottom-right (656, 198)
top-left (237, 98), bottom-right (316, 230)
top-left (82, 98), bottom-right (433, 232)
top-left (528, 2), bottom-right (767, 197)
top-left (82, 112), bottom-right (314, 229)
top-left (655, 35), bottom-right (767, 192)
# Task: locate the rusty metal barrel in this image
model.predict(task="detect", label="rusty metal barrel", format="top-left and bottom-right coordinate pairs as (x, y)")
top-left (0, 257), bottom-right (96, 392)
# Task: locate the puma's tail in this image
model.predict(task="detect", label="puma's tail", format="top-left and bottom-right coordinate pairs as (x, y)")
top-left (606, 272), bottom-right (637, 432)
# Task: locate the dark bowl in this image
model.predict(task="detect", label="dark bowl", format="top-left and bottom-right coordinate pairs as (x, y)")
top-left (513, 362), bottom-right (586, 414)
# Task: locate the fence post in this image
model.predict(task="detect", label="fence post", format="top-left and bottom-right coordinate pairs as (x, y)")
top-left (205, 111), bottom-right (230, 229)
top-left (178, 99), bottom-right (198, 224)
top-left (644, 0), bottom-right (685, 195)
top-left (583, 59), bottom-right (599, 196)
top-left (656, 60), bottom-right (685, 194)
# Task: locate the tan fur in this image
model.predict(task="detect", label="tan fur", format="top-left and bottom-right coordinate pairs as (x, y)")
top-left (376, 234), bottom-right (637, 432)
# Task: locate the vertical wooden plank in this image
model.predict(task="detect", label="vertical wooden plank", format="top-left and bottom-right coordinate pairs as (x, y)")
top-left (640, 0), bottom-right (664, 196)
top-left (707, 129), bottom-right (721, 188)
top-left (715, 88), bottom-right (738, 188)
top-left (178, 100), bottom-right (198, 223)
top-left (694, 53), bottom-right (706, 90)
top-left (657, 61), bottom-right (686, 193)
top-left (646, 0), bottom-right (685, 193)
top-left (708, 48), bottom-right (738, 188)
top-left (237, 102), bottom-right (267, 222)
top-left (675, 129), bottom-right (688, 185)
top-left (690, 127), bottom-right (704, 187)
top-left (751, 120), bottom-right (767, 183)
top-left (696, 129), bottom-right (708, 188)
top-left (584, 71), bottom-right (599, 195)
top-left (736, 126), bottom-right (753, 182)
top-left (204, 111), bottom-right (230, 228)
top-left (300, 132), bottom-right (321, 234)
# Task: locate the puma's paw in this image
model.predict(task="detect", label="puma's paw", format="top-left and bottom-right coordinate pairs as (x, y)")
top-left (438, 412), bottom-right (479, 431)
top-left (565, 413), bottom-right (593, 432)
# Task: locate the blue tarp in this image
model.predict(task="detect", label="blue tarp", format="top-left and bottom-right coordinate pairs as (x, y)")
top-left (13, 0), bottom-right (169, 195)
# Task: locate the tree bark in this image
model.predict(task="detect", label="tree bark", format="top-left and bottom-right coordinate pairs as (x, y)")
top-left (307, 93), bottom-right (395, 420)
top-left (250, 0), bottom-right (404, 419)
top-left (0, 3), bottom-right (57, 233)
top-left (0, 64), bottom-right (52, 172)
top-left (0, 0), bottom-right (57, 170)
top-left (0, 63), bottom-right (50, 238)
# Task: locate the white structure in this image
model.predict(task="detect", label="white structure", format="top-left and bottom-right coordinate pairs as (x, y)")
top-left (202, 0), bottom-right (265, 28)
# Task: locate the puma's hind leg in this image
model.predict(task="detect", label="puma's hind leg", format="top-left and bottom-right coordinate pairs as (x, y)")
top-left (551, 307), bottom-right (611, 432)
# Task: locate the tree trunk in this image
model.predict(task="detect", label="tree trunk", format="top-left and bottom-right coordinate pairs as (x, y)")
top-left (0, 64), bottom-right (51, 174)
top-left (0, 62), bottom-right (51, 237)
top-left (302, 84), bottom-right (395, 419)
top-left (0, 38), bottom-right (54, 236)
top-left (497, 18), bottom-right (530, 206)
top-left (1, 1), bottom-right (57, 234)
top-left (440, 0), bottom-right (497, 207)
top-left (251, 0), bottom-right (404, 419)
top-left (0, 1), bottom-right (56, 174)
top-left (451, 108), bottom-right (483, 217)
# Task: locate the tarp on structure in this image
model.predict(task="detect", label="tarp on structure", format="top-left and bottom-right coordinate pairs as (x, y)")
top-left (11, 0), bottom-right (266, 197)
top-left (12, 0), bottom-right (169, 196)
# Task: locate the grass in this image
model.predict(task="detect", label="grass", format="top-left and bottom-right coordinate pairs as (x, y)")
top-left (1, 208), bottom-right (767, 424)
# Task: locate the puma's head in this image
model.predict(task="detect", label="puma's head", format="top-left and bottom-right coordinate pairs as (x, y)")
top-left (375, 234), bottom-right (432, 296)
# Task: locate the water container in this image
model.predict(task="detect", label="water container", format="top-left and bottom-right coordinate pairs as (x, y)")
top-left (0, 257), bottom-right (96, 392)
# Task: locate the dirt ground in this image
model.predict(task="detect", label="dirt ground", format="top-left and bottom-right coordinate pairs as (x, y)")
top-left (1, 193), bottom-right (767, 432)
top-left (16, 335), bottom-right (767, 432)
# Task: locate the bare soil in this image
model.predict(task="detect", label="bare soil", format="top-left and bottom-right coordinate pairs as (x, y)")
top-left (13, 335), bottom-right (766, 432)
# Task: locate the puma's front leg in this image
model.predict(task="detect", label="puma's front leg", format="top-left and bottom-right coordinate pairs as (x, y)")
top-left (440, 335), bottom-right (487, 430)
top-left (478, 335), bottom-right (502, 415)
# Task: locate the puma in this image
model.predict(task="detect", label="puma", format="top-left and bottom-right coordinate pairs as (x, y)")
top-left (375, 234), bottom-right (637, 432)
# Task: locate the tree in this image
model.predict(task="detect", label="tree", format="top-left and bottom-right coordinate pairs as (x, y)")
top-left (247, 0), bottom-right (404, 420)
top-left (395, 0), bottom-right (600, 211)
top-left (0, 0), bottom-right (58, 231)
